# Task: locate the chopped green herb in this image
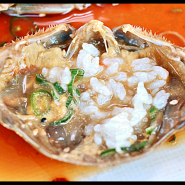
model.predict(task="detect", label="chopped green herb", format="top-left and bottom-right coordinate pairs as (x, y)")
top-left (33, 70), bottom-right (85, 125)
top-left (50, 95), bottom-right (74, 125)
top-left (35, 74), bottom-right (64, 100)
top-left (45, 83), bottom-right (60, 100)
top-left (121, 140), bottom-right (149, 152)
top-left (146, 118), bottom-right (157, 135)
top-left (100, 140), bottom-right (149, 157)
top-left (71, 68), bottom-right (85, 80)
top-left (36, 73), bottom-right (48, 83)
top-left (74, 88), bottom-right (80, 97)
top-left (169, 134), bottom-right (176, 143)
top-left (146, 126), bottom-right (156, 134)
top-left (66, 96), bottom-right (73, 108)
top-left (53, 81), bottom-right (65, 94)
top-left (50, 90), bottom-right (59, 100)
top-left (100, 148), bottom-right (116, 157)
top-left (30, 89), bottom-right (52, 117)
top-left (149, 106), bottom-right (158, 120)
top-left (50, 108), bottom-right (74, 125)
top-left (67, 69), bottom-right (84, 96)
top-left (146, 108), bottom-right (163, 135)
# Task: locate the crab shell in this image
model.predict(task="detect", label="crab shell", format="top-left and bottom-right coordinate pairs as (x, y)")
top-left (0, 20), bottom-right (185, 167)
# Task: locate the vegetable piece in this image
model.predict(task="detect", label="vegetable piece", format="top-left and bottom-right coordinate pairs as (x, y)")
top-left (100, 148), bottom-right (116, 157)
top-left (9, 16), bottom-right (38, 39)
top-left (71, 68), bottom-right (85, 80)
top-left (100, 140), bottom-right (149, 157)
top-left (42, 82), bottom-right (60, 100)
top-left (149, 106), bottom-right (158, 120)
top-left (66, 96), bottom-right (73, 108)
top-left (146, 107), bottom-right (162, 134)
top-left (53, 82), bottom-right (65, 94)
top-left (50, 96), bottom-right (74, 125)
top-left (51, 89), bottom-right (60, 100)
top-left (72, 88), bottom-right (81, 104)
top-left (50, 108), bottom-right (74, 125)
top-left (36, 73), bottom-right (48, 83)
top-left (30, 89), bottom-right (52, 117)
top-left (49, 95), bottom-right (74, 125)
top-left (169, 134), bottom-right (176, 143)
top-left (146, 126), bottom-right (156, 134)
top-left (74, 88), bottom-right (80, 97)
top-left (35, 73), bottom-right (65, 100)
top-left (67, 69), bottom-right (84, 96)
top-left (35, 70), bottom-right (84, 125)
top-left (121, 140), bottom-right (149, 151)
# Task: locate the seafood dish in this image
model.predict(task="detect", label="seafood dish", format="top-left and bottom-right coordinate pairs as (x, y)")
top-left (0, 20), bottom-right (185, 167)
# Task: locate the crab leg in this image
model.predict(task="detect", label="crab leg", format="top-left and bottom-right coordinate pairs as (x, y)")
top-left (3, 3), bottom-right (91, 15)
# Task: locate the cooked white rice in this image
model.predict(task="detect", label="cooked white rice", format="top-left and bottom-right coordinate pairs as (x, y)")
top-left (41, 43), bottom-right (170, 153)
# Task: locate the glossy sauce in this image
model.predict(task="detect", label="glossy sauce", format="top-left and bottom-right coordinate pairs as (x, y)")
top-left (0, 3), bottom-right (185, 181)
